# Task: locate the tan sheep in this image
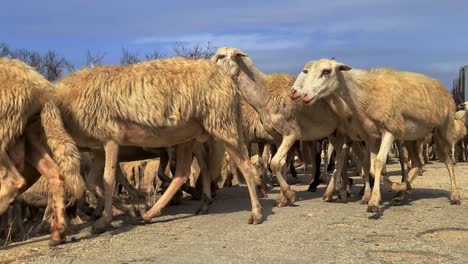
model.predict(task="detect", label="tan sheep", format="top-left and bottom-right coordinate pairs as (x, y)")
top-left (212, 47), bottom-right (346, 206)
top-left (452, 115), bottom-right (467, 163)
top-left (0, 58), bottom-right (85, 245)
top-left (55, 57), bottom-right (263, 233)
top-left (291, 58), bottom-right (460, 212)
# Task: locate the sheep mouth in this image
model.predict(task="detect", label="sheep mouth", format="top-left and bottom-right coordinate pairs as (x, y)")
top-left (290, 94), bottom-right (301, 101)
top-left (301, 94), bottom-right (316, 104)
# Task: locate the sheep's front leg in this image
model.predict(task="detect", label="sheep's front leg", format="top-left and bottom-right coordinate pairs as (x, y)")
top-left (92, 140), bottom-right (119, 234)
top-left (367, 131), bottom-right (394, 213)
top-left (270, 135), bottom-right (297, 207)
top-left (25, 140), bottom-right (67, 246)
top-left (323, 142), bottom-right (348, 202)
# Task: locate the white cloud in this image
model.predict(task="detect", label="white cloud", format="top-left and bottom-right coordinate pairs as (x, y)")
top-left (134, 32), bottom-right (314, 51)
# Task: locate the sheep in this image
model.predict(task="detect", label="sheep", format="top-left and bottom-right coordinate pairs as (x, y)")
top-left (55, 57), bottom-right (263, 233)
top-left (212, 47), bottom-right (348, 206)
top-left (231, 99), bottom-right (318, 191)
top-left (0, 58), bottom-right (85, 245)
top-left (291, 58), bottom-right (460, 212)
top-left (452, 114), bottom-right (467, 163)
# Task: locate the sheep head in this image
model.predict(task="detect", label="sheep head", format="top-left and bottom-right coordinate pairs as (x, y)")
top-left (211, 47), bottom-right (247, 79)
top-left (290, 59), bottom-right (351, 105)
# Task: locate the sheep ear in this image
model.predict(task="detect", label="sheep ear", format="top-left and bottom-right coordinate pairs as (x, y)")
top-left (211, 54), bottom-right (220, 62)
top-left (233, 50), bottom-right (247, 58)
top-left (336, 63), bottom-right (351, 71)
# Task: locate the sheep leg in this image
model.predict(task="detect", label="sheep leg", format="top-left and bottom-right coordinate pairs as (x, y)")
top-left (115, 167), bottom-right (146, 203)
top-left (270, 135), bottom-right (297, 207)
top-left (224, 143), bottom-right (263, 224)
top-left (289, 157), bottom-right (298, 178)
top-left (85, 150), bottom-right (106, 218)
top-left (24, 140), bottom-right (67, 245)
top-left (367, 131), bottom-right (394, 213)
top-left (322, 136), bottom-right (344, 202)
top-left (323, 142), bottom-right (334, 180)
top-left (360, 145), bottom-right (373, 204)
top-left (393, 141), bottom-right (421, 201)
top-left (0, 154), bottom-right (26, 215)
top-left (261, 144), bottom-right (275, 187)
top-left (255, 143), bottom-right (270, 192)
top-left (460, 139), bottom-right (466, 161)
top-left (193, 144), bottom-right (213, 215)
top-left (395, 140), bottom-right (407, 182)
top-left (7, 136), bottom-right (25, 173)
top-left (451, 140), bottom-right (457, 165)
top-left (307, 141), bottom-right (322, 192)
top-left (434, 131), bottom-right (460, 205)
top-left (116, 164), bottom-right (151, 214)
top-left (142, 141), bottom-right (195, 221)
top-left (341, 146), bottom-right (352, 199)
top-left (92, 140), bottom-right (119, 234)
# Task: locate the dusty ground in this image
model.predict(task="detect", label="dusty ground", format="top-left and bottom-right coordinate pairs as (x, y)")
top-left (1, 158), bottom-right (468, 264)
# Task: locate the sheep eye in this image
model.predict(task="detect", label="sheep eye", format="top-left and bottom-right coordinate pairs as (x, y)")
top-left (302, 69), bottom-right (308, 74)
top-left (217, 55), bottom-right (226, 60)
top-left (321, 69), bottom-right (331, 77)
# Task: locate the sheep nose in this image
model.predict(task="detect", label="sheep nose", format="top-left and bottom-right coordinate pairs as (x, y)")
top-left (290, 89), bottom-right (297, 99)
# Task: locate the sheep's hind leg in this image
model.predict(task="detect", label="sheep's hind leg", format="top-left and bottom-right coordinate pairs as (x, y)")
top-left (142, 141), bottom-right (195, 221)
top-left (270, 135), bottom-right (297, 207)
top-left (434, 130), bottom-right (460, 205)
top-left (224, 143), bottom-right (263, 224)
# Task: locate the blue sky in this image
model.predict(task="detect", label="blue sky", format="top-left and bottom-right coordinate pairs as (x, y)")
top-left (2, 0), bottom-right (468, 89)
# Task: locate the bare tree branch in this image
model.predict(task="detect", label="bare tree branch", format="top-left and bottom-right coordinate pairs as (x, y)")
top-left (86, 49), bottom-right (106, 68)
top-left (173, 41), bottom-right (216, 59)
top-left (144, 50), bottom-right (164, 61)
top-left (120, 48), bottom-right (140, 65)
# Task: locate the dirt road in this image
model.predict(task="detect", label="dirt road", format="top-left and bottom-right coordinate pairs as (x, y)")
top-left (1, 159), bottom-right (467, 264)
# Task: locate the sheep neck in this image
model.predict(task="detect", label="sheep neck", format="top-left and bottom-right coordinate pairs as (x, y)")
top-left (335, 70), bottom-right (370, 112)
top-left (235, 58), bottom-right (268, 115)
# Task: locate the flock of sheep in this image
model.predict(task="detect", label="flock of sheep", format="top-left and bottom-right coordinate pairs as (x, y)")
top-left (0, 46), bottom-right (466, 246)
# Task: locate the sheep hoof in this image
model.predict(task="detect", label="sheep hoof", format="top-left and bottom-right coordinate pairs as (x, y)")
top-left (49, 238), bottom-right (66, 247)
top-left (450, 199), bottom-right (461, 205)
top-left (91, 217), bottom-right (111, 234)
top-left (366, 205), bottom-right (380, 213)
top-left (322, 194), bottom-right (334, 202)
top-left (275, 199), bottom-right (288, 208)
top-left (195, 195), bottom-right (212, 215)
top-left (338, 190), bottom-right (348, 203)
top-left (195, 207), bottom-right (209, 215)
top-left (247, 214), bottom-right (263, 225)
top-left (285, 189), bottom-right (296, 205)
top-left (392, 191), bottom-right (407, 203)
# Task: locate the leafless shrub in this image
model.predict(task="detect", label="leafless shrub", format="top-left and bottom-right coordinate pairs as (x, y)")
top-left (144, 50), bottom-right (164, 61)
top-left (173, 41), bottom-right (216, 59)
top-left (120, 48), bottom-right (140, 65)
top-left (86, 49), bottom-right (106, 68)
